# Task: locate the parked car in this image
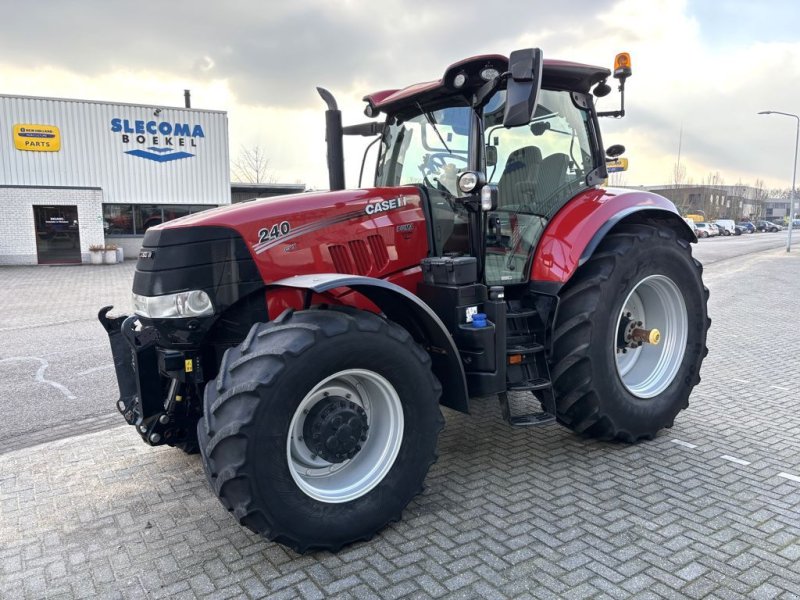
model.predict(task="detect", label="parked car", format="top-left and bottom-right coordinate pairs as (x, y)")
top-left (708, 223), bottom-right (721, 236)
top-left (714, 219), bottom-right (736, 236)
top-left (734, 225), bottom-right (746, 235)
top-left (694, 222), bottom-right (716, 238)
top-left (737, 221), bottom-right (755, 233)
top-left (755, 220), bottom-right (781, 232)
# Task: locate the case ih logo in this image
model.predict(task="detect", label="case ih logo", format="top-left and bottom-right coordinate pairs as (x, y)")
top-left (110, 118), bottom-right (205, 162)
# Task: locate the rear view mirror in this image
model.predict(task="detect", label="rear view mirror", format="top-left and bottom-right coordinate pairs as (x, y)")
top-left (503, 48), bottom-right (543, 128)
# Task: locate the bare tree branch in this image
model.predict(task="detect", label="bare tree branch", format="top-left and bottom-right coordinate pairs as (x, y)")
top-left (231, 145), bottom-right (275, 184)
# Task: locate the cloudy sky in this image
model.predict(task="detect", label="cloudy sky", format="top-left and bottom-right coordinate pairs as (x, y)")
top-left (2, 0), bottom-right (799, 191)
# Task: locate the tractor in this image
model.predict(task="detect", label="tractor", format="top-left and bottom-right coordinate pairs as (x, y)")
top-left (99, 48), bottom-right (709, 553)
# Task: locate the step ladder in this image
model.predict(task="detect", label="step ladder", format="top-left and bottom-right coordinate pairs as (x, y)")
top-left (499, 307), bottom-right (556, 427)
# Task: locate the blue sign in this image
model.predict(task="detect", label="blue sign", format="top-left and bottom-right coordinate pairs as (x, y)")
top-left (110, 118), bottom-right (205, 163)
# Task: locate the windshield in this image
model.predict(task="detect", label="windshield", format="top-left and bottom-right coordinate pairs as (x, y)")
top-left (483, 89), bottom-right (595, 285)
top-left (376, 106), bottom-right (473, 255)
top-left (376, 107), bottom-right (471, 194)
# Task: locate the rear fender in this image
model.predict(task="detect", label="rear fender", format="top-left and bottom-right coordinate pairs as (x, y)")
top-left (532, 188), bottom-right (695, 283)
top-left (268, 274), bottom-right (470, 414)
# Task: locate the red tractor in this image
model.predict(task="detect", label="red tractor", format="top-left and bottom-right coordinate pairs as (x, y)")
top-left (99, 49), bottom-right (709, 553)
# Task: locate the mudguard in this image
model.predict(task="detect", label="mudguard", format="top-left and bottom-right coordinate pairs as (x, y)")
top-left (532, 188), bottom-right (695, 283)
top-left (268, 273), bottom-right (470, 414)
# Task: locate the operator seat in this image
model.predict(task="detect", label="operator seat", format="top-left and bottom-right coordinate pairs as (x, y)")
top-left (497, 146), bottom-right (542, 208)
top-left (533, 152), bottom-right (570, 215)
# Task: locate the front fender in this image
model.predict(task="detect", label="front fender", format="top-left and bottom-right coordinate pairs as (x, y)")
top-left (531, 188), bottom-right (694, 283)
top-left (268, 273), bottom-right (470, 414)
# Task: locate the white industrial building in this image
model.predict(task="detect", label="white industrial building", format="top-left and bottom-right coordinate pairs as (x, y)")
top-left (0, 94), bottom-right (229, 265)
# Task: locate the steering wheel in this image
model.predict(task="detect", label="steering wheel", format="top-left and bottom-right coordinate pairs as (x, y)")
top-left (419, 152), bottom-right (468, 177)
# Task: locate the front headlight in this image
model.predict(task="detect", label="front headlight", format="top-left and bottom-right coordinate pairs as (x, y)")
top-left (132, 290), bottom-right (214, 318)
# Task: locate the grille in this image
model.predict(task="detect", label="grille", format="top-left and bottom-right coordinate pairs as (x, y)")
top-left (368, 234), bottom-right (389, 269)
top-left (328, 236), bottom-right (390, 275)
top-left (328, 245), bottom-right (353, 274)
top-left (348, 240), bottom-right (370, 275)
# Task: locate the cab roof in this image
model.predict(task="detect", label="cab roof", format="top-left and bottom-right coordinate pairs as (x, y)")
top-left (364, 54), bottom-right (611, 114)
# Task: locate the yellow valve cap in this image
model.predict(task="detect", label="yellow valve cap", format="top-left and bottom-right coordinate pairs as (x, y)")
top-left (649, 328), bottom-right (661, 345)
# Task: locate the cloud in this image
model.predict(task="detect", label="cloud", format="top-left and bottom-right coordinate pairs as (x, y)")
top-left (2, 0), bottom-right (800, 190)
top-left (3, 0), bottom-right (617, 107)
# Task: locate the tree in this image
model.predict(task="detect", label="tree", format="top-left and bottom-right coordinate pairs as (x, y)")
top-left (231, 145), bottom-right (275, 184)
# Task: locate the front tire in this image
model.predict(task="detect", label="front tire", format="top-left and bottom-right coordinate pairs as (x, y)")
top-left (550, 223), bottom-right (709, 441)
top-left (197, 307), bottom-right (443, 553)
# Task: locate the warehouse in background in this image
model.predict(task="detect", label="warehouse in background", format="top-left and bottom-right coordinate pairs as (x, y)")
top-left (0, 93), bottom-right (230, 265)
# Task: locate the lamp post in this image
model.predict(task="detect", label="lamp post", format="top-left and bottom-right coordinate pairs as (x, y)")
top-left (758, 110), bottom-right (798, 252)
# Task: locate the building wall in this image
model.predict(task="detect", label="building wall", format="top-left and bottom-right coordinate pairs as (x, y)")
top-left (0, 95), bottom-right (230, 205)
top-left (0, 186), bottom-right (105, 264)
top-left (0, 94), bottom-right (231, 265)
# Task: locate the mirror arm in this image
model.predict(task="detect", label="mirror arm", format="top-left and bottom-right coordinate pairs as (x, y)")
top-left (342, 122), bottom-right (384, 136)
top-left (597, 77), bottom-right (627, 118)
top-left (472, 73), bottom-right (508, 110)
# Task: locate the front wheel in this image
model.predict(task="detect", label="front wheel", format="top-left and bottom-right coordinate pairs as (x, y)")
top-left (197, 307), bottom-right (443, 553)
top-left (550, 223), bottom-right (709, 441)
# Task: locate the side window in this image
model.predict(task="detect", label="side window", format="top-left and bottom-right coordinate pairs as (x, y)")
top-left (482, 90), bottom-right (595, 285)
top-left (485, 90), bottom-right (593, 218)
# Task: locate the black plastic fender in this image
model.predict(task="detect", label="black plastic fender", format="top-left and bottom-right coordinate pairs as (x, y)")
top-left (268, 273), bottom-right (469, 414)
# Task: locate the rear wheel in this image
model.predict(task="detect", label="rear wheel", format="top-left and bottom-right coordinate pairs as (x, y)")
top-left (198, 307), bottom-right (443, 553)
top-left (550, 223), bottom-right (709, 441)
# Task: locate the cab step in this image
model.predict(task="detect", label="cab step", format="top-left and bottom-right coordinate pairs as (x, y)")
top-left (498, 391), bottom-right (556, 427)
top-left (507, 377), bottom-right (551, 391)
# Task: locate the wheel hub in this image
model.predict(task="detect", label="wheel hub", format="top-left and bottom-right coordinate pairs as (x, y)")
top-left (303, 397), bottom-right (368, 463)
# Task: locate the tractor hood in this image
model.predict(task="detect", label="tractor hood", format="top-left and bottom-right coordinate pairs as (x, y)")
top-left (135, 187), bottom-right (430, 312)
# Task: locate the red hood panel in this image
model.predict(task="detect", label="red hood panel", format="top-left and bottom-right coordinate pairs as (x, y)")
top-left (158, 188), bottom-right (429, 284)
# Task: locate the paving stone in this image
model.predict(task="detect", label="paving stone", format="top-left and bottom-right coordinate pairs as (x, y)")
top-left (2, 241), bottom-right (800, 599)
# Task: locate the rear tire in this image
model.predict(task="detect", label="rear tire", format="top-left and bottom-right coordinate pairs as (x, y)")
top-left (550, 223), bottom-right (709, 441)
top-left (198, 307), bottom-right (443, 553)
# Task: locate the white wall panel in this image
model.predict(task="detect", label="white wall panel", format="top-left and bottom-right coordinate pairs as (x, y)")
top-left (0, 95), bottom-right (229, 206)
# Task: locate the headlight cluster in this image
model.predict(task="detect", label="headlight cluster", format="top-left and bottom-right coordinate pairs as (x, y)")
top-left (132, 290), bottom-right (214, 319)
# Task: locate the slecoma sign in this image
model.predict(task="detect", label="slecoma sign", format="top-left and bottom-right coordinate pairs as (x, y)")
top-left (110, 118), bottom-right (205, 163)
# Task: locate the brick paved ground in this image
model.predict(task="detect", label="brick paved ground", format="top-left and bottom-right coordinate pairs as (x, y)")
top-left (1, 248), bottom-right (799, 599)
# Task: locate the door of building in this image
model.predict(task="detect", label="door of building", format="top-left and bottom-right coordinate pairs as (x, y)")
top-left (33, 205), bottom-right (81, 264)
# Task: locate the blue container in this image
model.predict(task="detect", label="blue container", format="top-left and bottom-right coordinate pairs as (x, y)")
top-left (472, 313), bottom-right (488, 328)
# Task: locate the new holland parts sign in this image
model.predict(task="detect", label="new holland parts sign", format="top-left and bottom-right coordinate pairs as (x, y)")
top-left (110, 117), bottom-right (205, 163)
top-left (14, 124), bottom-right (61, 151)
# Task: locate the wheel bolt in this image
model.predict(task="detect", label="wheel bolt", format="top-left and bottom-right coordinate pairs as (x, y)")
top-left (149, 433), bottom-right (161, 444)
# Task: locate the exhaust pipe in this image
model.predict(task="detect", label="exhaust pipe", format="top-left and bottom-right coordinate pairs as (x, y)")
top-left (317, 87), bottom-right (345, 191)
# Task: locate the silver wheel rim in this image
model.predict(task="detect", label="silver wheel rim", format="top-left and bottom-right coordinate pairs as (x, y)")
top-left (614, 275), bottom-right (688, 398)
top-left (286, 369), bottom-right (404, 503)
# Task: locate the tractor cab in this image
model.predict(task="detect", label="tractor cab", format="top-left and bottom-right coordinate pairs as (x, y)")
top-left (325, 49), bottom-right (625, 288)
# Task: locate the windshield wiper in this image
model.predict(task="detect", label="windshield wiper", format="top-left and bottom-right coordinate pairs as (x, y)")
top-left (417, 103), bottom-right (451, 154)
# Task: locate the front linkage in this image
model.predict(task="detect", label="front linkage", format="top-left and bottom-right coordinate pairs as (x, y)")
top-left (98, 306), bottom-right (202, 452)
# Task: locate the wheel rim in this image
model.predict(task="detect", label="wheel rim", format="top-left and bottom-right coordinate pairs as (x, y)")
top-left (614, 275), bottom-right (688, 398)
top-left (286, 369), bottom-right (404, 503)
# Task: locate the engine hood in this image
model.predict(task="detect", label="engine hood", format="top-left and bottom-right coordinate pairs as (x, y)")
top-left (149, 186), bottom-right (430, 286)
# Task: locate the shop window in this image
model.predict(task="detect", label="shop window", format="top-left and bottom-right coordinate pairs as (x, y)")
top-left (103, 204), bottom-right (134, 235)
top-left (103, 204), bottom-right (217, 235)
top-left (135, 205), bottom-right (163, 233)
